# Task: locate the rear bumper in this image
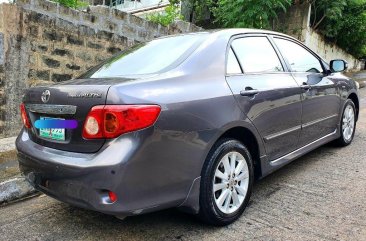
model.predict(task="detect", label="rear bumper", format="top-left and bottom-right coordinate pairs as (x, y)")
top-left (16, 128), bottom-right (196, 216)
top-left (17, 152), bottom-right (122, 215)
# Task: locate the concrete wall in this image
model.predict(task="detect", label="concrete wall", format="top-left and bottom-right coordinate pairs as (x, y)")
top-left (304, 30), bottom-right (362, 70)
top-left (0, 0), bottom-right (202, 138)
top-left (274, 3), bottom-right (362, 70)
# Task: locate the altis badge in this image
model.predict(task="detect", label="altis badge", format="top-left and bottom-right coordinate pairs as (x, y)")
top-left (68, 92), bottom-right (102, 98)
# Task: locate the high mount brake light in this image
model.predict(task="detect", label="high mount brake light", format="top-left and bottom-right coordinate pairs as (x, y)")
top-left (20, 103), bottom-right (31, 129)
top-left (82, 105), bottom-right (161, 139)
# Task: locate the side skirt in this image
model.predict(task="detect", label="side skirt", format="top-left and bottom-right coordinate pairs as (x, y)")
top-left (260, 129), bottom-right (339, 177)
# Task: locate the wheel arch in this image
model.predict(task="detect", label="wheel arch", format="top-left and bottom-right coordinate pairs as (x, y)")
top-left (348, 92), bottom-right (359, 121)
top-left (179, 124), bottom-right (266, 214)
top-left (210, 126), bottom-right (265, 179)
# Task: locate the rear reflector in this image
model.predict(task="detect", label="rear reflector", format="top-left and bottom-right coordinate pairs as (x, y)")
top-left (20, 103), bottom-right (31, 128)
top-left (108, 191), bottom-right (118, 203)
top-left (82, 105), bottom-right (161, 139)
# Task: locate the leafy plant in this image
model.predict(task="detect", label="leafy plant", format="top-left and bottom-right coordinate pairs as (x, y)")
top-left (208, 0), bottom-right (292, 29)
top-left (146, 1), bottom-right (183, 26)
top-left (185, 0), bottom-right (365, 58)
top-left (52, 0), bottom-right (88, 9)
top-left (309, 0), bottom-right (347, 32)
top-left (310, 0), bottom-right (366, 58)
top-left (183, 0), bottom-right (212, 26)
top-left (183, 0), bottom-right (291, 28)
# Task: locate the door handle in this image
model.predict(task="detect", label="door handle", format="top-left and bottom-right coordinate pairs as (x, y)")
top-left (240, 88), bottom-right (260, 97)
top-left (300, 83), bottom-right (311, 91)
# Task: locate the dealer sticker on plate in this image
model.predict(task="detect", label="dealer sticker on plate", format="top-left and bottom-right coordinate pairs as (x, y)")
top-left (39, 117), bottom-right (65, 141)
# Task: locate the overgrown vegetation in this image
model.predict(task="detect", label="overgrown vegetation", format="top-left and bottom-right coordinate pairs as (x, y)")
top-left (51, 0), bottom-right (87, 9)
top-left (211, 0), bottom-right (292, 29)
top-left (146, 1), bottom-right (183, 26)
top-left (309, 0), bottom-right (366, 58)
top-left (185, 0), bottom-right (366, 58)
top-left (184, 0), bottom-right (291, 28)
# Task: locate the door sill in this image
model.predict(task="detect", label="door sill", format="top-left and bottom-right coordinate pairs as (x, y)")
top-left (270, 129), bottom-right (338, 167)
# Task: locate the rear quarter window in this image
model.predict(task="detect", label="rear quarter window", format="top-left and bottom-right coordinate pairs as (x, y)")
top-left (227, 48), bottom-right (242, 75)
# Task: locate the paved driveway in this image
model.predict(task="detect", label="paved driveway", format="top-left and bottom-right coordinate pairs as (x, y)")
top-left (0, 88), bottom-right (365, 241)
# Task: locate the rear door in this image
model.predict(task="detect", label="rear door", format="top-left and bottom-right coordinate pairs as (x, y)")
top-left (272, 37), bottom-right (340, 146)
top-left (225, 35), bottom-right (303, 161)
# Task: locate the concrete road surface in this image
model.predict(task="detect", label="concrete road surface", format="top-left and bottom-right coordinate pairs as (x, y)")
top-left (1, 88), bottom-right (365, 241)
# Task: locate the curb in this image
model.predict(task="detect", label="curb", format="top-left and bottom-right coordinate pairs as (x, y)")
top-left (356, 80), bottom-right (366, 89)
top-left (0, 177), bottom-right (38, 204)
top-left (0, 136), bottom-right (17, 153)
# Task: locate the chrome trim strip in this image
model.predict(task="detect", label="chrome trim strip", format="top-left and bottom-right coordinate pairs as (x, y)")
top-left (265, 114), bottom-right (338, 142)
top-left (270, 129), bottom-right (337, 166)
top-left (26, 104), bottom-right (77, 115)
top-left (302, 114), bottom-right (338, 128)
top-left (264, 125), bottom-right (302, 142)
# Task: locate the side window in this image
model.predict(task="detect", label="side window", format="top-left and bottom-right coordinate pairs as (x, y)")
top-left (274, 38), bottom-right (323, 73)
top-left (227, 48), bottom-right (242, 74)
top-left (231, 37), bottom-right (284, 73)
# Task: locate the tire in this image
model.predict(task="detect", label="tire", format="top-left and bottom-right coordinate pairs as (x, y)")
top-left (198, 138), bottom-right (254, 226)
top-left (334, 99), bottom-right (357, 146)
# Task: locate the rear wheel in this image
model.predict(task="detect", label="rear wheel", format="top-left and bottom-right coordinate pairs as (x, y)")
top-left (335, 99), bottom-right (356, 146)
top-left (198, 139), bottom-right (254, 226)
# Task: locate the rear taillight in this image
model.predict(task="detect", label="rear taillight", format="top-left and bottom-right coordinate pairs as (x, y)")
top-left (82, 105), bottom-right (161, 139)
top-left (20, 103), bottom-right (31, 128)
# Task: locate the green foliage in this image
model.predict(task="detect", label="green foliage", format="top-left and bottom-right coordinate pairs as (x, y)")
top-left (185, 0), bottom-right (212, 25)
top-left (210, 0), bottom-right (292, 29)
top-left (311, 0), bottom-right (366, 58)
top-left (310, 0), bottom-right (347, 34)
top-left (51, 0), bottom-right (88, 9)
top-left (146, 1), bottom-right (183, 27)
top-left (186, 0), bottom-right (365, 58)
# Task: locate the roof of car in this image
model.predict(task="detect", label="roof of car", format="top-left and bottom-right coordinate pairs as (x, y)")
top-left (163, 28), bottom-right (299, 42)
top-left (216, 28), bottom-right (291, 37)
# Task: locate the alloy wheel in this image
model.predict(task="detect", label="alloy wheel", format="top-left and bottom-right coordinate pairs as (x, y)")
top-left (213, 151), bottom-right (249, 214)
top-left (342, 105), bottom-right (355, 142)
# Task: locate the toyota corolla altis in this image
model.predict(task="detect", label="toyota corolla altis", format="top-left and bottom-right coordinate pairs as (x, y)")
top-left (16, 29), bottom-right (359, 225)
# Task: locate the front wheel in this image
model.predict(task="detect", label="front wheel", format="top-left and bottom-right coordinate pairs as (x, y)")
top-left (198, 139), bottom-right (254, 226)
top-left (335, 99), bottom-right (357, 146)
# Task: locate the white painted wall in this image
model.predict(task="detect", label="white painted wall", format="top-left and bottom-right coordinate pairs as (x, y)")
top-left (304, 30), bottom-right (362, 70)
top-left (116, 0), bottom-right (169, 12)
top-left (279, 3), bottom-right (362, 71)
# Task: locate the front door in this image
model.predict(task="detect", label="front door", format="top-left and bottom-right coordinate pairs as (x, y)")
top-left (225, 35), bottom-right (303, 161)
top-left (273, 37), bottom-right (341, 146)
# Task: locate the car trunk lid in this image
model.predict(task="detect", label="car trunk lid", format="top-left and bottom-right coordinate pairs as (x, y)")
top-left (22, 80), bottom-right (113, 153)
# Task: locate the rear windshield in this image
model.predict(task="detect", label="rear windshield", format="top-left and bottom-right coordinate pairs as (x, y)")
top-left (80, 34), bottom-right (206, 78)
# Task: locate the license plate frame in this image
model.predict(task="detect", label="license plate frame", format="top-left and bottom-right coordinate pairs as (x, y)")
top-left (39, 117), bottom-right (65, 141)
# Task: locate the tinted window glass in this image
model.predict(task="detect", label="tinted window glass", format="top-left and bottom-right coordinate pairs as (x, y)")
top-left (274, 38), bottom-right (323, 73)
top-left (227, 48), bottom-right (242, 74)
top-left (80, 34), bottom-right (206, 78)
top-left (231, 37), bottom-right (283, 73)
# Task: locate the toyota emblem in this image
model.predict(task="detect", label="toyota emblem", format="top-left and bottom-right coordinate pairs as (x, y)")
top-left (41, 90), bottom-right (50, 103)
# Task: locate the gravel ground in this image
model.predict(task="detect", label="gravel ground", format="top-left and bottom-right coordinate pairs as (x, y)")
top-left (0, 88), bottom-right (365, 241)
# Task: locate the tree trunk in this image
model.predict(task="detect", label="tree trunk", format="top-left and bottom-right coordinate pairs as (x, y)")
top-left (313, 14), bottom-right (326, 30)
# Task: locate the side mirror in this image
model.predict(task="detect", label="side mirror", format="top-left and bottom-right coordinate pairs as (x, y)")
top-left (330, 59), bottom-right (348, 72)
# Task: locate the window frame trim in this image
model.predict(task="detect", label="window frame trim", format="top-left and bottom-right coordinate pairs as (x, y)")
top-left (270, 35), bottom-right (327, 74)
top-left (225, 33), bottom-right (291, 77)
top-left (228, 46), bottom-right (244, 74)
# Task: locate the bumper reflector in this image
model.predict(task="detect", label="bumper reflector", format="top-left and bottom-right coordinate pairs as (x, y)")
top-left (108, 191), bottom-right (118, 203)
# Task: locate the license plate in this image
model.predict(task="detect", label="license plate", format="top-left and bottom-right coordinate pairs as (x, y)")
top-left (39, 117), bottom-right (65, 141)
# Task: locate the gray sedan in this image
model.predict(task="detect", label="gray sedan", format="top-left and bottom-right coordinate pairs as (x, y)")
top-left (16, 29), bottom-right (359, 226)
